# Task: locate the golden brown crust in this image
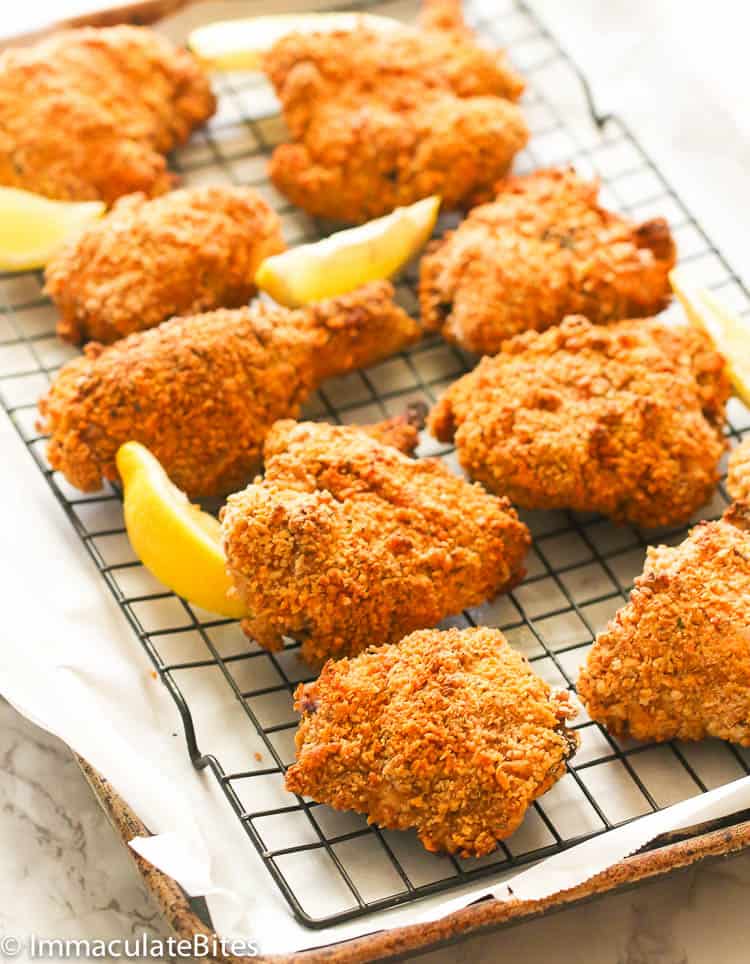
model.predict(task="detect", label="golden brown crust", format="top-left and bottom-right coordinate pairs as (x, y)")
top-left (44, 187), bottom-right (285, 344)
top-left (727, 437), bottom-right (750, 502)
top-left (360, 414), bottom-right (421, 456)
top-left (286, 626), bottom-right (578, 856)
top-left (419, 169), bottom-right (677, 354)
top-left (577, 502), bottom-right (750, 745)
top-left (221, 421), bottom-right (530, 664)
top-left (38, 282), bottom-right (420, 498)
top-left (0, 26), bottom-right (215, 202)
top-left (429, 316), bottom-right (729, 529)
top-left (418, 0), bottom-right (470, 33)
top-left (264, 5), bottom-right (527, 222)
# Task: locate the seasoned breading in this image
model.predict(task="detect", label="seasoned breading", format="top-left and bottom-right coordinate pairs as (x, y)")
top-left (359, 406), bottom-right (425, 455)
top-left (420, 169), bottom-right (676, 354)
top-left (44, 187), bottom-right (285, 344)
top-left (38, 282), bottom-right (420, 498)
top-left (727, 436), bottom-right (750, 502)
top-left (264, 0), bottom-right (527, 223)
top-left (429, 316), bottom-right (729, 528)
top-left (0, 26), bottom-right (215, 202)
top-left (221, 421), bottom-right (530, 664)
top-left (577, 502), bottom-right (750, 745)
top-left (286, 626), bottom-right (578, 856)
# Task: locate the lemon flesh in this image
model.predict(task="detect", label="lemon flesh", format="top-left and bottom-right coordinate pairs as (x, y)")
top-left (189, 13), bottom-right (401, 71)
top-left (670, 267), bottom-right (750, 407)
top-left (0, 187), bottom-right (105, 271)
top-left (116, 442), bottom-right (246, 620)
top-left (256, 195), bottom-right (441, 308)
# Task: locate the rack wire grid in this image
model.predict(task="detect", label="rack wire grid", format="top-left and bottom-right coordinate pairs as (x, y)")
top-left (2, 0), bottom-right (750, 931)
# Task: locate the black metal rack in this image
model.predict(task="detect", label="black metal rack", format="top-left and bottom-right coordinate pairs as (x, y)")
top-left (2, 0), bottom-right (749, 931)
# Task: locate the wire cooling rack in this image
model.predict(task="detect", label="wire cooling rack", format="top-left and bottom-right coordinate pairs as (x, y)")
top-left (2, 0), bottom-right (750, 931)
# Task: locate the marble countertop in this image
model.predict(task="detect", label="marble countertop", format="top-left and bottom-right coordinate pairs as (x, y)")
top-left (3, 2), bottom-right (750, 962)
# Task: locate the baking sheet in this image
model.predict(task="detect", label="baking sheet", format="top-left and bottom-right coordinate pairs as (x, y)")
top-left (2, 0), bottom-right (750, 955)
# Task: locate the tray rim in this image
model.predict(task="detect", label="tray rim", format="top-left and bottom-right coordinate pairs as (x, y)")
top-left (77, 755), bottom-right (750, 963)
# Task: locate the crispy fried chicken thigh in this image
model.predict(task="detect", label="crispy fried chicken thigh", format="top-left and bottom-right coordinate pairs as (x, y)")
top-left (38, 282), bottom-right (419, 498)
top-left (0, 26), bottom-right (215, 202)
top-left (429, 316), bottom-right (729, 528)
top-left (286, 626), bottom-right (578, 856)
top-left (578, 502), bottom-right (750, 745)
top-left (264, 0), bottom-right (527, 222)
top-left (221, 421), bottom-right (530, 663)
top-left (727, 436), bottom-right (750, 502)
top-left (420, 169), bottom-right (676, 354)
top-left (44, 187), bottom-right (285, 344)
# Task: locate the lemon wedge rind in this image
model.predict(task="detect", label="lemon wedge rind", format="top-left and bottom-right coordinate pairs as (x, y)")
top-left (255, 195), bottom-right (441, 307)
top-left (116, 441), bottom-right (246, 620)
top-left (670, 267), bottom-right (750, 408)
top-left (0, 187), bottom-right (105, 271)
top-left (189, 13), bottom-right (401, 71)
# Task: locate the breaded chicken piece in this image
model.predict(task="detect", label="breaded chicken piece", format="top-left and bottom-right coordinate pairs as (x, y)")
top-left (221, 421), bottom-right (530, 664)
top-left (359, 406), bottom-right (425, 455)
top-left (286, 626), bottom-right (578, 856)
top-left (365, 415), bottom-right (424, 455)
top-left (38, 282), bottom-right (419, 499)
top-left (578, 502), bottom-right (750, 745)
top-left (727, 436), bottom-right (750, 502)
top-left (0, 26), bottom-right (215, 202)
top-left (430, 316), bottom-right (729, 529)
top-left (44, 187), bottom-right (285, 344)
top-left (420, 169), bottom-right (676, 354)
top-left (264, 0), bottom-right (527, 223)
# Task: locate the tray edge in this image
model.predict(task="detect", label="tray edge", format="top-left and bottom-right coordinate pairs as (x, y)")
top-left (75, 755), bottom-right (750, 964)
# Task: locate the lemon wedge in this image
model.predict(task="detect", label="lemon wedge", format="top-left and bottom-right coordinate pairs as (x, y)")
top-left (189, 13), bottom-right (400, 71)
top-left (0, 187), bottom-right (105, 271)
top-left (117, 442), bottom-right (246, 620)
top-left (256, 195), bottom-right (441, 308)
top-left (670, 267), bottom-right (750, 407)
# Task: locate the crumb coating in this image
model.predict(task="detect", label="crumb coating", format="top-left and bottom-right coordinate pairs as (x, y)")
top-left (221, 421), bottom-right (530, 663)
top-left (0, 26), bottom-right (215, 202)
top-left (420, 168), bottom-right (676, 354)
top-left (39, 282), bottom-right (419, 498)
top-left (429, 316), bottom-right (729, 528)
top-left (286, 626), bottom-right (578, 856)
top-left (578, 502), bottom-right (750, 745)
top-left (45, 187), bottom-right (285, 344)
top-left (727, 436), bottom-right (750, 503)
top-left (264, 0), bottom-right (527, 222)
